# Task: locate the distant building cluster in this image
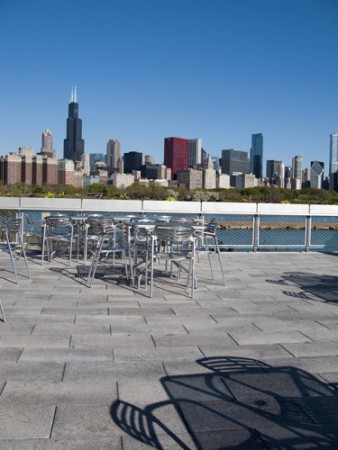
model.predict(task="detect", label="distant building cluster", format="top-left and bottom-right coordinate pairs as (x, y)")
top-left (0, 89), bottom-right (336, 191)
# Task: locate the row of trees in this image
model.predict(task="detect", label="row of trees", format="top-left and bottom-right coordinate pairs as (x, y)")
top-left (1, 181), bottom-right (338, 204)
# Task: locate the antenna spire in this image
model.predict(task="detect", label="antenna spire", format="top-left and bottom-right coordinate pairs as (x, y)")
top-left (69, 86), bottom-right (78, 103)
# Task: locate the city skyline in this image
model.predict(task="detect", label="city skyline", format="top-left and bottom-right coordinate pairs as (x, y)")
top-left (1, 1), bottom-right (338, 171)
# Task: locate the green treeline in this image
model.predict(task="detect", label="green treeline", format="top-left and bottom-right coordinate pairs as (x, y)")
top-left (1, 182), bottom-right (338, 204)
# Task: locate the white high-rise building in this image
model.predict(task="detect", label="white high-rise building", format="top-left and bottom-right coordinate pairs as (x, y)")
top-left (292, 155), bottom-right (302, 189)
top-left (310, 161), bottom-right (324, 189)
top-left (189, 138), bottom-right (202, 167)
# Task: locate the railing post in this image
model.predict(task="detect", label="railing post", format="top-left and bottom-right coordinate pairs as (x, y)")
top-left (305, 215), bottom-right (311, 252)
top-left (253, 214), bottom-right (259, 252)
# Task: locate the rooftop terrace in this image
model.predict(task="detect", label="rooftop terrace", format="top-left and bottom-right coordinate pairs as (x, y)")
top-left (1, 250), bottom-right (338, 449)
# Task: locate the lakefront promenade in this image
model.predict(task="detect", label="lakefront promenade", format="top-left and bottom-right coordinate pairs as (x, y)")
top-left (1, 249), bottom-right (338, 449)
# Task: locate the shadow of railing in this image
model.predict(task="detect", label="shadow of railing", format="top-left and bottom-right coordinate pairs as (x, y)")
top-left (111, 356), bottom-right (338, 449)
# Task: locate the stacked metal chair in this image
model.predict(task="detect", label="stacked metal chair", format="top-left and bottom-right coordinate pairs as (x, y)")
top-left (149, 224), bottom-right (197, 298)
top-left (0, 217), bottom-right (31, 284)
top-left (85, 215), bottom-right (129, 287)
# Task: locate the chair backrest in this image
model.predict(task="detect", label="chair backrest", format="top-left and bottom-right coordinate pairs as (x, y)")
top-left (155, 225), bottom-right (194, 245)
top-left (45, 216), bottom-right (73, 228)
top-left (86, 216), bottom-right (114, 235)
top-left (6, 218), bottom-right (22, 234)
top-left (44, 216), bottom-right (73, 237)
top-left (206, 218), bottom-right (218, 234)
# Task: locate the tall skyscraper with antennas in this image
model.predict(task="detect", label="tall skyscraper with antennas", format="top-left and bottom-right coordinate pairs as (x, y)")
top-left (63, 87), bottom-right (85, 163)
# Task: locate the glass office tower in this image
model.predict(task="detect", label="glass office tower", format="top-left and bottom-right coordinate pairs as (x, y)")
top-left (250, 133), bottom-right (263, 179)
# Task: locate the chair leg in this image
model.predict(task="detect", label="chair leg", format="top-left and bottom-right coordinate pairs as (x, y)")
top-left (0, 295), bottom-right (6, 322)
top-left (6, 234), bottom-right (19, 284)
top-left (87, 236), bottom-right (104, 287)
top-left (213, 235), bottom-right (226, 286)
top-left (18, 233), bottom-right (31, 279)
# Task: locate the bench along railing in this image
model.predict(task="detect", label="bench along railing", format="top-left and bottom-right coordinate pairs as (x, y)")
top-left (1, 197), bottom-right (338, 252)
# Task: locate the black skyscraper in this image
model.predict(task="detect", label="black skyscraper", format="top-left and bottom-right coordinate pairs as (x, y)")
top-left (63, 87), bottom-right (85, 163)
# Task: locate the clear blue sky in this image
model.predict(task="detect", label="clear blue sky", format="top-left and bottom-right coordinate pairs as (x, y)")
top-left (1, 0), bottom-right (338, 175)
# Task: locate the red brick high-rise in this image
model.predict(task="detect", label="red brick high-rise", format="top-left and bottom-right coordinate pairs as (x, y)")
top-left (164, 137), bottom-right (189, 179)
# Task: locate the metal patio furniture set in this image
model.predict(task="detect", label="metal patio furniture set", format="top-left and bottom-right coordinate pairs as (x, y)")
top-left (0, 213), bottom-right (225, 321)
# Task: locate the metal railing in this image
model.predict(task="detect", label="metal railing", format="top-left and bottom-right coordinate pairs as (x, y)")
top-left (1, 197), bottom-right (338, 252)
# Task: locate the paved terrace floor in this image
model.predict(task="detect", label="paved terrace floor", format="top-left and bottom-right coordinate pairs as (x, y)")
top-left (1, 250), bottom-right (338, 449)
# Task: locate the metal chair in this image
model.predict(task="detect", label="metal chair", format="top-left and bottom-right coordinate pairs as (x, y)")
top-left (149, 224), bottom-right (197, 298)
top-left (86, 218), bottom-right (129, 287)
top-left (195, 218), bottom-right (226, 285)
top-left (0, 217), bottom-right (31, 284)
top-left (41, 215), bottom-right (74, 266)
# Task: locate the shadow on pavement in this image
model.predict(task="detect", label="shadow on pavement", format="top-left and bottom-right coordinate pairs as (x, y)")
top-left (267, 272), bottom-right (338, 304)
top-left (111, 356), bottom-right (338, 449)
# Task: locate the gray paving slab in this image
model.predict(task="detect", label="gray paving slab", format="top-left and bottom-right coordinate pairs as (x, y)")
top-left (70, 334), bottom-right (155, 348)
top-left (51, 405), bottom-right (125, 439)
top-left (110, 306), bottom-right (176, 316)
top-left (0, 380), bottom-right (117, 406)
top-left (297, 327), bottom-right (338, 342)
top-left (227, 330), bottom-right (312, 346)
top-left (266, 355), bottom-right (338, 374)
top-left (19, 347), bottom-right (114, 363)
top-left (63, 361), bottom-right (166, 382)
top-left (0, 437), bottom-right (122, 450)
top-left (114, 346), bottom-right (204, 363)
top-left (0, 405), bottom-right (56, 439)
top-left (152, 333), bottom-right (236, 347)
top-left (0, 362), bottom-right (64, 382)
top-left (200, 343), bottom-right (293, 360)
top-left (0, 324), bottom-right (34, 335)
top-left (282, 341), bottom-right (338, 358)
top-left (0, 335), bottom-right (70, 348)
top-left (0, 348), bottom-right (22, 362)
top-left (32, 323), bottom-right (110, 335)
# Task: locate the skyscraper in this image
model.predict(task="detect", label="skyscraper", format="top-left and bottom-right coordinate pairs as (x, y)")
top-left (250, 133), bottom-right (263, 178)
top-left (329, 133), bottom-right (338, 190)
top-left (189, 138), bottom-right (202, 167)
top-left (292, 155), bottom-right (302, 189)
top-left (164, 137), bottom-right (190, 179)
top-left (221, 149), bottom-right (248, 176)
top-left (40, 129), bottom-right (55, 158)
top-left (124, 151), bottom-right (143, 174)
top-left (63, 87), bottom-right (85, 163)
top-left (107, 139), bottom-right (121, 171)
top-left (310, 161), bottom-right (324, 189)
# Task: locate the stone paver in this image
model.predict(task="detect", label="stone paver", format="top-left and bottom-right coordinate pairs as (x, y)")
top-left (1, 251), bottom-right (338, 448)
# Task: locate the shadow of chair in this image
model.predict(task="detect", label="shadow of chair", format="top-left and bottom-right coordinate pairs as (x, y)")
top-left (0, 217), bottom-right (31, 284)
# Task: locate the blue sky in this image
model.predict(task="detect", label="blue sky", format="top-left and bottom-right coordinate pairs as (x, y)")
top-left (1, 0), bottom-right (338, 175)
